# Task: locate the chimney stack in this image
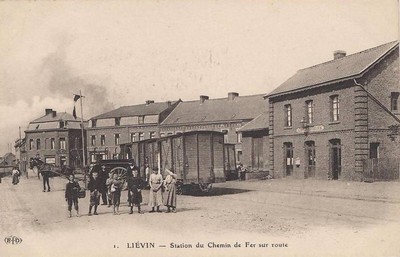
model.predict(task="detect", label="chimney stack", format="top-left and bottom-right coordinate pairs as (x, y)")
top-left (228, 92), bottom-right (239, 101)
top-left (167, 101), bottom-right (171, 107)
top-left (45, 108), bottom-right (53, 115)
top-left (333, 50), bottom-right (346, 60)
top-left (200, 95), bottom-right (209, 104)
top-left (145, 100), bottom-right (155, 105)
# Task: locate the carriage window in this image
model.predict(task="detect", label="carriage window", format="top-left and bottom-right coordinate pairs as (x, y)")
top-left (50, 138), bottom-right (55, 149)
top-left (101, 135), bottom-right (106, 146)
top-left (59, 138), bottom-right (66, 150)
top-left (36, 139), bottom-right (41, 150)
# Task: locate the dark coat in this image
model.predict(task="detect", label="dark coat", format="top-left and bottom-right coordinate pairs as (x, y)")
top-left (88, 178), bottom-right (102, 192)
top-left (65, 181), bottom-right (81, 199)
top-left (127, 177), bottom-right (143, 205)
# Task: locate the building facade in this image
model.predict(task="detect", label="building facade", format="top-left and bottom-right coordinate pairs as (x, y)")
top-left (86, 100), bottom-right (180, 163)
top-left (267, 41), bottom-right (400, 181)
top-left (160, 92), bottom-right (268, 162)
top-left (25, 109), bottom-right (86, 168)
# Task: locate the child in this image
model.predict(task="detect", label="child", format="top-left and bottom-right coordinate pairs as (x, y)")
top-left (128, 167), bottom-right (144, 214)
top-left (110, 173), bottom-right (123, 215)
top-left (65, 174), bottom-right (81, 218)
top-left (88, 171), bottom-right (102, 216)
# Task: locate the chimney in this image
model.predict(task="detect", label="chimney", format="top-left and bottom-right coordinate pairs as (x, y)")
top-left (167, 101), bottom-right (172, 107)
top-left (200, 95), bottom-right (209, 104)
top-left (45, 108), bottom-right (53, 115)
top-left (52, 111), bottom-right (57, 117)
top-left (145, 100), bottom-right (155, 105)
top-left (333, 50), bottom-right (346, 60)
top-left (228, 92), bottom-right (239, 101)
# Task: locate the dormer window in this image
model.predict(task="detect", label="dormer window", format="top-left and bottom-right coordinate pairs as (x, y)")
top-left (115, 117), bottom-right (121, 126)
top-left (59, 121), bottom-right (65, 128)
top-left (91, 120), bottom-right (97, 128)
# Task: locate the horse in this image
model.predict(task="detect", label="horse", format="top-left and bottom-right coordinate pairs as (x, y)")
top-left (29, 157), bottom-right (56, 192)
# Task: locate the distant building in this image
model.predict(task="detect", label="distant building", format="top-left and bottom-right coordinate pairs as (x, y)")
top-left (0, 152), bottom-right (16, 167)
top-left (86, 100), bottom-right (180, 163)
top-left (267, 41), bottom-right (400, 180)
top-left (160, 93), bottom-right (268, 162)
top-left (25, 109), bottom-right (87, 168)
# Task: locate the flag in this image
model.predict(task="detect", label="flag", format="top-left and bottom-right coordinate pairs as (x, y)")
top-left (73, 106), bottom-right (77, 119)
top-left (73, 94), bottom-right (81, 102)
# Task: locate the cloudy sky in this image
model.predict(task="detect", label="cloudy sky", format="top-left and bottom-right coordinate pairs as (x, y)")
top-left (0, 0), bottom-right (398, 154)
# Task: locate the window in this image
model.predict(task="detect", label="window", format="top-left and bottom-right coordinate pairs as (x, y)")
top-left (91, 135), bottom-right (96, 146)
top-left (221, 129), bottom-right (229, 143)
top-left (130, 133), bottom-right (136, 142)
top-left (284, 104), bottom-right (292, 127)
top-left (59, 121), bottom-right (65, 128)
top-left (29, 139), bottom-right (34, 150)
top-left (306, 100), bottom-right (314, 124)
top-left (391, 92), bottom-right (399, 112)
top-left (50, 138), bottom-right (55, 149)
top-left (237, 132), bottom-right (242, 143)
top-left (59, 138), bottom-right (66, 150)
top-left (138, 116), bottom-right (144, 124)
top-left (101, 135), bottom-right (106, 146)
top-left (139, 132), bottom-right (144, 141)
top-left (44, 138), bottom-right (48, 149)
top-left (114, 134), bottom-right (120, 145)
top-left (160, 133), bottom-right (166, 138)
top-left (115, 118), bottom-right (121, 126)
top-left (370, 143), bottom-right (379, 159)
top-left (91, 120), bottom-right (97, 128)
top-left (330, 95), bottom-right (340, 121)
top-left (150, 131), bottom-right (156, 139)
top-left (36, 139), bottom-right (41, 150)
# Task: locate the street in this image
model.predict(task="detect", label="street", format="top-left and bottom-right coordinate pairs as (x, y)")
top-left (1, 172), bottom-right (400, 257)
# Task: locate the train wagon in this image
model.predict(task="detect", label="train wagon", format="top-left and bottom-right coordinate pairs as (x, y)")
top-left (120, 131), bottom-right (227, 193)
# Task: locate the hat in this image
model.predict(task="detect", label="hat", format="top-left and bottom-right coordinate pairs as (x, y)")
top-left (152, 167), bottom-right (159, 171)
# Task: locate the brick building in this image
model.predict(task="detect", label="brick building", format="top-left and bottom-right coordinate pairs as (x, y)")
top-left (160, 93), bottom-right (267, 162)
top-left (267, 41), bottom-right (400, 181)
top-left (25, 109), bottom-right (86, 168)
top-left (86, 100), bottom-right (180, 163)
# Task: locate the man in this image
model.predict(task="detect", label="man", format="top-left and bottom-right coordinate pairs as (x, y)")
top-left (99, 165), bottom-right (108, 205)
top-left (88, 171), bottom-right (102, 216)
top-left (41, 164), bottom-right (52, 192)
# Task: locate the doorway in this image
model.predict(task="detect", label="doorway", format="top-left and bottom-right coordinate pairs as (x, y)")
top-left (284, 142), bottom-right (293, 176)
top-left (304, 141), bottom-right (316, 178)
top-left (329, 139), bottom-right (342, 180)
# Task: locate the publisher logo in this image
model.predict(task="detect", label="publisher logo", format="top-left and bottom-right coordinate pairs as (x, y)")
top-left (4, 236), bottom-right (22, 245)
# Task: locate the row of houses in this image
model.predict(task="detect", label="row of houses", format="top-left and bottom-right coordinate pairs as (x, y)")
top-left (22, 41), bottom-right (400, 180)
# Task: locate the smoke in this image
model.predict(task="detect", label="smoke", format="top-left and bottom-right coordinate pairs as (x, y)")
top-left (40, 39), bottom-right (114, 118)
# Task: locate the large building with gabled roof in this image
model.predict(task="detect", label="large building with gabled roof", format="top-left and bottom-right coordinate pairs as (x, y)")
top-left (25, 109), bottom-right (87, 168)
top-left (267, 41), bottom-right (400, 181)
top-left (160, 92), bottom-right (268, 162)
top-left (86, 100), bottom-right (180, 162)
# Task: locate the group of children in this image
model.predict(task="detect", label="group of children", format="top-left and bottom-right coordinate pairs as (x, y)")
top-left (64, 165), bottom-right (178, 218)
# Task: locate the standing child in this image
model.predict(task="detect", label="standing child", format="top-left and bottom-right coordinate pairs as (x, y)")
top-left (88, 171), bottom-right (102, 216)
top-left (110, 173), bottom-right (123, 215)
top-left (128, 167), bottom-right (144, 214)
top-left (65, 174), bottom-right (81, 218)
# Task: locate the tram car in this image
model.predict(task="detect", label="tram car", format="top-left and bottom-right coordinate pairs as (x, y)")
top-left (120, 131), bottom-right (228, 193)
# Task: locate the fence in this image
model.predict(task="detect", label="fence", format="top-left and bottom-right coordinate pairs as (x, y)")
top-left (363, 158), bottom-right (400, 181)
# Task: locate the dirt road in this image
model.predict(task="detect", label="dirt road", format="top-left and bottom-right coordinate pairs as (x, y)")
top-left (1, 174), bottom-right (399, 257)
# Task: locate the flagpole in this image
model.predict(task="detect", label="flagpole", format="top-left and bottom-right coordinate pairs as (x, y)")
top-left (79, 90), bottom-right (86, 169)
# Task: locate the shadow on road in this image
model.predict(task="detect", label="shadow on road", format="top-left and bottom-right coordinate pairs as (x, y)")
top-left (192, 187), bottom-right (252, 197)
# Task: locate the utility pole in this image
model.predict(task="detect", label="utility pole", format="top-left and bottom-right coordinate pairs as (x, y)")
top-left (74, 91), bottom-right (87, 187)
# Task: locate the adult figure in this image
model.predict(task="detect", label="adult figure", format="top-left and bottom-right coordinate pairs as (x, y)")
top-left (41, 164), bottom-right (52, 192)
top-left (163, 168), bottom-right (178, 213)
top-left (127, 167), bottom-right (144, 214)
top-left (12, 167), bottom-right (20, 185)
top-left (148, 167), bottom-right (163, 213)
top-left (88, 171), bottom-right (102, 216)
top-left (99, 165), bottom-right (108, 205)
top-left (65, 174), bottom-right (81, 218)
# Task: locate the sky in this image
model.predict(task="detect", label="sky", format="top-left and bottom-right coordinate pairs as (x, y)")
top-left (0, 0), bottom-right (398, 155)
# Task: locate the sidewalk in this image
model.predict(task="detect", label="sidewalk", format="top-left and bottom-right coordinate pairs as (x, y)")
top-left (217, 178), bottom-right (400, 203)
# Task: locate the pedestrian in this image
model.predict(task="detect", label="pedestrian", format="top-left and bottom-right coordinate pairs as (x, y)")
top-left (65, 174), bottom-right (81, 218)
top-left (127, 167), bottom-right (144, 214)
top-left (88, 171), bottom-right (102, 216)
top-left (163, 168), bottom-right (178, 213)
top-left (110, 173), bottom-right (123, 215)
top-left (41, 164), bottom-right (52, 192)
top-left (148, 167), bottom-right (163, 213)
top-left (144, 163), bottom-right (150, 185)
top-left (100, 165), bottom-right (108, 205)
top-left (12, 167), bottom-right (20, 185)
top-left (106, 172), bottom-right (113, 207)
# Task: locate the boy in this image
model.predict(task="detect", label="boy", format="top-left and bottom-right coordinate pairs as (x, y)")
top-left (128, 167), bottom-right (144, 214)
top-left (88, 171), bottom-right (102, 216)
top-left (65, 174), bottom-right (81, 218)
